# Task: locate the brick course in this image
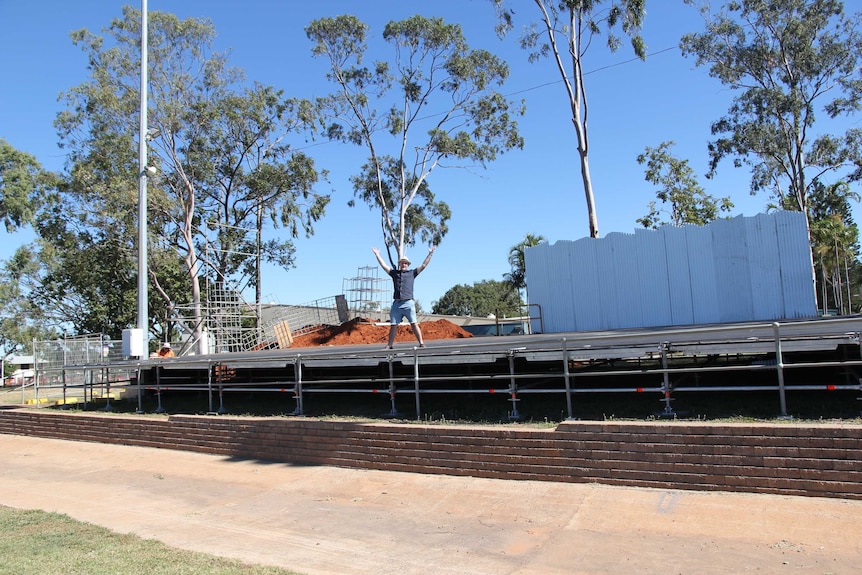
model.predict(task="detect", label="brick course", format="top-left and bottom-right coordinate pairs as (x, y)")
top-left (1, 407), bottom-right (860, 499)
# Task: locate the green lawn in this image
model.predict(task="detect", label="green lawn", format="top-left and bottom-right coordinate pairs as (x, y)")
top-left (0, 506), bottom-right (301, 575)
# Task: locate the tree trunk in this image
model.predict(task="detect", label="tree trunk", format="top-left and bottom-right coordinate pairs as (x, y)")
top-left (579, 143), bottom-right (599, 238)
top-left (181, 179), bottom-right (205, 355)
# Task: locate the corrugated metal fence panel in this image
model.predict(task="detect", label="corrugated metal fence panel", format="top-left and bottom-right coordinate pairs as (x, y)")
top-left (607, 232), bottom-right (643, 328)
top-left (525, 242), bottom-right (555, 333)
top-left (526, 240), bottom-right (578, 333)
top-left (746, 213), bottom-right (784, 320)
top-left (594, 234), bottom-right (621, 330)
top-left (711, 217), bottom-right (754, 322)
top-left (635, 227), bottom-right (672, 327)
top-left (663, 225), bottom-right (695, 325)
top-left (570, 237), bottom-right (603, 332)
top-left (776, 211), bottom-right (818, 318)
top-left (556, 241), bottom-right (579, 332)
top-left (525, 211), bottom-right (818, 333)
top-left (685, 223), bottom-right (720, 324)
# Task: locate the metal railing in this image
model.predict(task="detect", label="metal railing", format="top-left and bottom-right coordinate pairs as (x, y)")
top-left (27, 334), bottom-right (137, 409)
top-left (19, 318), bottom-right (862, 420)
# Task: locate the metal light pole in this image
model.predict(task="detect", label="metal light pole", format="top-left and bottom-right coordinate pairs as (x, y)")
top-left (137, 0), bottom-right (149, 339)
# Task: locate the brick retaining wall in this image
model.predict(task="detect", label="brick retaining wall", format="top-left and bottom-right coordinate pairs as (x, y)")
top-left (1, 407), bottom-right (860, 499)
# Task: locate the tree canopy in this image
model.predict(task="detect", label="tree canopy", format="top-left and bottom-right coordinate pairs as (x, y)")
top-left (681, 0), bottom-right (862, 237)
top-left (432, 279), bottom-right (523, 317)
top-left (307, 14), bottom-right (524, 265)
top-left (0, 139), bottom-right (56, 232)
top-left (0, 9), bottom-right (331, 350)
top-left (636, 141), bottom-right (734, 228)
top-left (50, 7), bottom-right (329, 348)
top-left (503, 233), bottom-right (546, 293)
top-left (0, 244), bottom-right (60, 352)
top-left (798, 181), bottom-right (859, 313)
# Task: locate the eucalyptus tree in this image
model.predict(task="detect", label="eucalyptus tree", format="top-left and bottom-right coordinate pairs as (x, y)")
top-left (0, 245), bottom-right (59, 353)
top-left (491, 0), bottom-right (647, 238)
top-left (56, 7), bottom-right (328, 349)
top-left (680, 0), bottom-right (862, 239)
top-left (636, 141), bottom-right (734, 229)
top-left (0, 139), bottom-right (56, 232)
top-left (182, 85), bottom-right (329, 306)
top-left (0, 141), bottom-right (58, 348)
top-left (0, 134), bottom-right (150, 340)
top-left (1, 136), bottom-right (172, 339)
top-left (0, 142), bottom-right (85, 345)
top-left (306, 14), bottom-right (524, 265)
top-left (0, 160), bottom-right (141, 340)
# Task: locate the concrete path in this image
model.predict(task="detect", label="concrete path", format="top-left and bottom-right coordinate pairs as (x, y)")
top-left (1, 434), bottom-right (860, 574)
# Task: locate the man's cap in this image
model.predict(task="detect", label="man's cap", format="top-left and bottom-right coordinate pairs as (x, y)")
top-left (398, 255), bottom-right (411, 264)
top-left (162, 342), bottom-right (171, 349)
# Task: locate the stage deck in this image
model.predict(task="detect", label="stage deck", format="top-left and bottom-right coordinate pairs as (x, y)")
top-left (112, 315), bottom-right (862, 419)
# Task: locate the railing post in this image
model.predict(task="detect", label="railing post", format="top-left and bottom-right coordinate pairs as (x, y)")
top-left (384, 353), bottom-right (402, 418)
top-left (87, 368), bottom-right (96, 409)
top-left (413, 348), bottom-right (421, 420)
top-left (155, 365), bottom-right (165, 414)
top-left (507, 349), bottom-right (522, 421)
top-left (774, 322), bottom-right (789, 418)
top-left (562, 338), bottom-right (574, 419)
top-left (659, 341), bottom-right (674, 417)
top-left (290, 355), bottom-right (304, 416)
top-left (136, 364), bottom-right (144, 414)
top-left (59, 358), bottom-right (66, 408)
top-left (856, 333), bottom-right (862, 417)
top-left (206, 361), bottom-right (214, 414)
top-left (530, 303), bottom-right (544, 334)
top-left (102, 367), bottom-right (113, 412)
top-left (60, 364), bottom-right (68, 409)
top-left (29, 337), bottom-right (36, 405)
top-left (217, 373), bottom-right (227, 414)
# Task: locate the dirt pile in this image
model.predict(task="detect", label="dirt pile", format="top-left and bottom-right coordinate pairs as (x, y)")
top-left (290, 317), bottom-right (473, 348)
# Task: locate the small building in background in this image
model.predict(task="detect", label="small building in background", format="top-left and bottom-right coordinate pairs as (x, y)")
top-left (3, 355), bottom-right (35, 387)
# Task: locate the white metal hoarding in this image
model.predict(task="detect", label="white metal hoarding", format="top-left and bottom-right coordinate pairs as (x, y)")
top-left (525, 212), bottom-right (818, 333)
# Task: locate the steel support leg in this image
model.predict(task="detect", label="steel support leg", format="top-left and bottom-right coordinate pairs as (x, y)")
top-left (774, 322), bottom-right (790, 418)
top-left (413, 349), bottom-right (421, 421)
top-left (507, 350), bottom-right (522, 421)
top-left (155, 366), bottom-right (165, 414)
top-left (102, 367), bottom-right (113, 412)
top-left (562, 338), bottom-right (575, 420)
top-left (290, 356), bottom-right (304, 416)
top-left (383, 354), bottom-right (402, 418)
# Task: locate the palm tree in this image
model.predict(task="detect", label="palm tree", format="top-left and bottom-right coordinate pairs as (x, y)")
top-left (504, 233), bottom-right (546, 297)
top-left (811, 214), bottom-right (858, 314)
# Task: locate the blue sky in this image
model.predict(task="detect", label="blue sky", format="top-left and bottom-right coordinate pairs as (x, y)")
top-left (2, 0), bottom-right (856, 310)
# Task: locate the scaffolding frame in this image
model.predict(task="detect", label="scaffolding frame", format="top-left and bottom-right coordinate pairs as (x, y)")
top-left (343, 266), bottom-right (389, 314)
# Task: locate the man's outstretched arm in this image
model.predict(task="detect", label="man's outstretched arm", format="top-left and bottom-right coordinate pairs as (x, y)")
top-left (371, 247), bottom-right (391, 273)
top-left (416, 245), bottom-right (436, 275)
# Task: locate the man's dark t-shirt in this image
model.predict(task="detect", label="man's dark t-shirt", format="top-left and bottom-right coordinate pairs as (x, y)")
top-left (389, 269), bottom-right (418, 300)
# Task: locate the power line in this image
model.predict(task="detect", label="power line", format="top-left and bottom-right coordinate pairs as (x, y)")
top-left (292, 45), bottom-right (680, 152)
top-left (505, 46), bottom-right (679, 96)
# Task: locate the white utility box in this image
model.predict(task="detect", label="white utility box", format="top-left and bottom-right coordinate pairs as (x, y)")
top-left (122, 328), bottom-right (145, 358)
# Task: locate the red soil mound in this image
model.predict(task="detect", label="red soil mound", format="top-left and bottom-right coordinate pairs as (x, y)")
top-left (290, 317), bottom-right (473, 348)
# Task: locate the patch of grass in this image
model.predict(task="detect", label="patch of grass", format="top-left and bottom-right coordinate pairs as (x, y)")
top-left (0, 506), bottom-right (301, 575)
